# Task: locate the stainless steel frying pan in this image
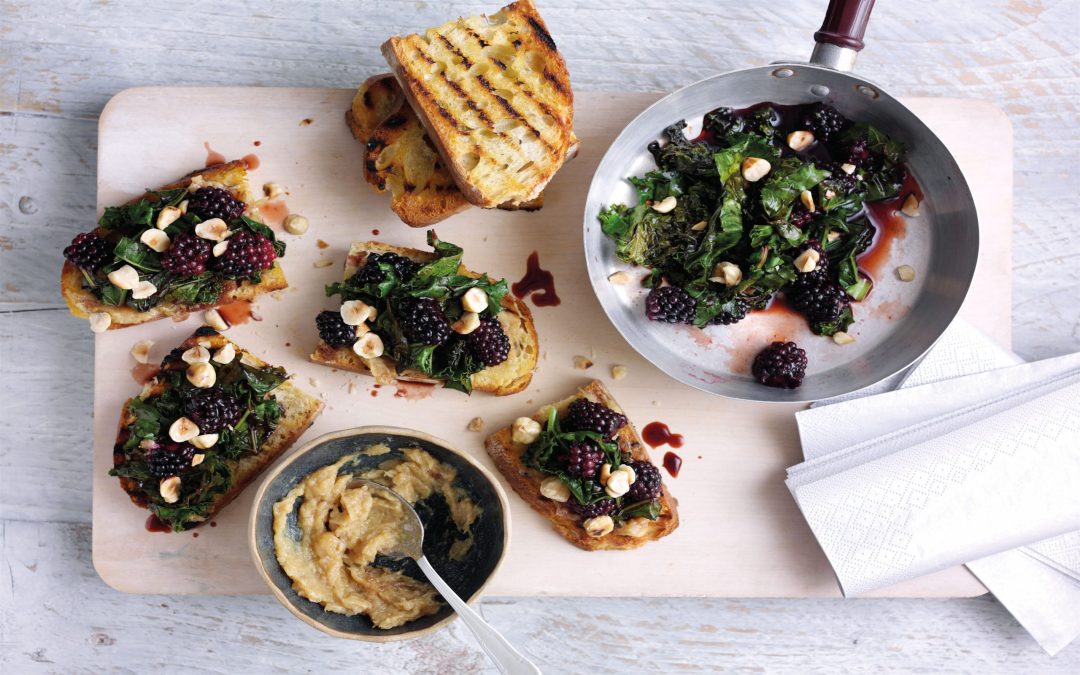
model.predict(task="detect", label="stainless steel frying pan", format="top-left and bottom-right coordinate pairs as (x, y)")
top-left (583, 0), bottom-right (979, 402)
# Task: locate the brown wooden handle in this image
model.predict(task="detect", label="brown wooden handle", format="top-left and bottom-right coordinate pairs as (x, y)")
top-left (814, 0), bottom-right (876, 51)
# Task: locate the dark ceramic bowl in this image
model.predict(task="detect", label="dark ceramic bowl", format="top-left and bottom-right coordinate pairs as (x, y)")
top-left (249, 426), bottom-right (510, 641)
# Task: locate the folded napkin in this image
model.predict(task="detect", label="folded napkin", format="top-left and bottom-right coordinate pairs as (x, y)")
top-left (793, 322), bottom-right (1080, 654)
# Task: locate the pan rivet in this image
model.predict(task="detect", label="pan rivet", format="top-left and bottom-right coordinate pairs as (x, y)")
top-left (856, 84), bottom-right (880, 99)
top-left (810, 84), bottom-right (830, 97)
top-left (771, 67), bottom-right (795, 78)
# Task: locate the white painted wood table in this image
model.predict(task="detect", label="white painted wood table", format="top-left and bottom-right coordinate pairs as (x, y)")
top-left (2, 1), bottom-right (1079, 672)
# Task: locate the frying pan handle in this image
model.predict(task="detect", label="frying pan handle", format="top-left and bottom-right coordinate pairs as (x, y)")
top-left (810, 0), bottom-right (876, 72)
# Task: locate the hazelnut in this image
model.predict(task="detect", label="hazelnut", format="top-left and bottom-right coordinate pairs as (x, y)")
top-left (340, 300), bottom-right (376, 326)
top-left (263, 182), bottom-right (285, 199)
top-left (130, 340), bottom-right (154, 364)
top-left (690, 220), bottom-right (708, 231)
top-left (607, 271), bottom-right (631, 285)
top-left (833, 331), bottom-right (856, 345)
top-left (799, 189), bottom-right (816, 213)
top-left (794, 248), bottom-right (821, 273)
top-left (611, 365), bottom-right (628, 380)
top-left (107, 265), bottom-right (139, 290)
top-left (178, 199), bottom-right (189, 215)
top-left (89, 312), bottom-right (112, 333)
top-left (539, 476), bottom-right (570, 502)
top-left (186, 362), bottom-right (216, 388)
top-left (840, 163), bottom-right (857, 175)
top-left (168, 417), bottom-right (200, 443)
top-left (900, 194), bottom-right (921, 217)
top-left (190, 434), bottom-right (219, 450)
top-left (709, 261), bottom-right (742, 287)
top-left (352, 332), bottom-right (385, 359)
top-left (204, 308), bottom-right (229, 331)
top-left (140, 229), bottom-right (171, 252)
top-left (313, 258), bottom-right (334, 268)
top-left (599, 463), bottom-right (613, 485)
top-left (181, 346), bottom-right (211, 363)
top-left (896, 264), bottom-right (917, 282)
top-left (212, 240), bottom-right (229, 257)
top-left (511, 417), bottom-right (542, 445)
top-left (159, 476), bottom-right (182, 504)
top-left (741, 157), bottom-right (771, 182)
top-left (786, 130), bottom-right (815, 152)
top-left (467, 417), bottom-right (484, 432)
top-left (461, 287), bottom-right (489, 313)
top-left (283, 214), bottom-right (309, 235)
top-left (619, 517), bottom-right (651, 538)
top-left (191, 453), bottom-right (206, 467)
top-left (156, 206), bottom-right (182, 229)
top-left (212, 343), bottom-right (236, 364)
top-left (827, 231), bottom-right (841, 243)
top-left (573, 355), bottom-right (593, 370)
top-left (195, 218), bottom-right (230, 241)
top-left (651, 195), bottom-right (677, 213)
top-left (130, 280), bottom-right (157, 300)
top-left (451, 312), bottom-right (481, 335)
top-left (583, 515), bottom-right (614, 537)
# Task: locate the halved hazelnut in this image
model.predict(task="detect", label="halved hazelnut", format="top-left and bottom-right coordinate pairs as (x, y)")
top-left (800, 189), bottom-right (816, 213)
top-left (212, 240), bottom-right (229, 257)
top-left (212, 343), bottom-right (236, 364)
top-left (107, 265), bottom-right (139, 290)
top-left (263, 182), bottom-right (285, 199)
top-left (341, 300), bottom-right (376, 326)
top-left (741, 157), bottom-right (771, 182)
top-left (690, 220), bottom-right (708, 231)
top-left (156, 206), bottom-right (182, 229)
top-left (283, 214), bottom-right (309, 235)
top-left (159, 476), bottom-right (182, 504)
top-left (573, 355), bottom-right (593, 370)
top-left (833, 331), bottom-right (855, 345)
top-left (182, 346), bottom-right (211, 363)
top-left (352, 332), bottom-right (384, 359)
top-left (651, 195), bottom-right (677, 213)
top-left (186, 362), bottom-right (216, 388)
top-left (191, 453), bottom-right (205, 467)
top-left (130, 340), bottom-right (154, 364)
top-left (709, 261), bottom-right (742, 287)
top-left (461, 287), bottom-right (489, 313)
top-left (89, 312), bottom-right (112, 333)
top-left (452, 312), bottom-right (481, 335)
top-left (131, 280), bottom-right (157, 300)
top-left (467, 417), bottom-right (484, 432)
top-left (140, 229), bottom-right (171, 252)
top-left (511, 417), bottom-right (541, 445)
top-left (611, 364), bottom-right (628, 380)
top-left (786, 130), bottom-right (815, 152)
top-left (900, 194), bottom-right (921, 217)
top-left (840, 163), bottom-right (857, 175)
top-left (607, 271), bottom-right (631, 285)
top-left (539, 476), bottom-right (570, 502)
top-left (194, 218), bottom-right (230, 241)
top-left (190, 434), bottom-right (219, 450)
top-left (169, 417), bottom-right (200, 443)
top-left (794, 248), bottom-right (821, 273)
top-left (583, 515), bottom-right (614, 537)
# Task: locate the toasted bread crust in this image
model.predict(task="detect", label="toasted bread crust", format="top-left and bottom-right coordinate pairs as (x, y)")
top-left (484, 381), bottom-right (680, 550)
top-left (61, 161), bottom-right (287, 329)
top-left (113, 330), bottom-right (323, 530)
top-left (381, 0), bottom-right (577, 208)
top-left (309, 241), bottom-right (538, 396)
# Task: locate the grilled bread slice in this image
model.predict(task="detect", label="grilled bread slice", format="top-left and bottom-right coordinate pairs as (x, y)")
top-left (112, 328), bottom-right (323, 531)
top-left (382, 0), bottom-right (577, 208)
top-left (310, 241), bottom-right (538, 395)
top-left (347, 74), bottom-right (542, 225)
top-left (485, 381), bottom-right (680, 551)
top-left (61, 161), bottom-right (287, 329)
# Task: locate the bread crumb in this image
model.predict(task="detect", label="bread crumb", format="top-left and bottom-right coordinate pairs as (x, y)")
top-left (611, 365), bottom-right (628, 380)
top-left (573, 355), bottom-right (593, 370)
top-left (467, 417), bottom-right (484, 432)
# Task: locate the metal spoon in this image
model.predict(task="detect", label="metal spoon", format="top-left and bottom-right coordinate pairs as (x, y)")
top-left (350, 479), bottom-right (541, 675)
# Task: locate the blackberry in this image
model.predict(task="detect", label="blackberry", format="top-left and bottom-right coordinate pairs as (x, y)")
top-left (845, 139), bottom-right (873, 167)
top-left (625, 460), bottom-right (662, 502)
top-left (213, 229), bottom-right (276, 278)
top-left (467, 317), bottom-right (510, 367)
top-left (791, 240), bottom-right (830, 288)
top-left (752, 341), bottom-right (808, 389)
top-left (645, 286), bottom-right (696, 324)
top-left (160, 233), bottom-right (212, 276)
top-left (821, 162), bottom-right (859, 195)
top-left (395, 297), bottom-right (451, 345)
top-left (564, 441), bottom-right (604, 479)
top-left (570, 497), bottom-right (617, 519)
top-left (788, 281), bottom-right (849, 324)
top-left (801, 103), bottom-right (849, 142)
top-left (146, 442), bottom-right (197, 478)
top-left (709, 296), bottom-right (749, 326)
top-left (564, 399), bottom-right (627, 440)
top-left (353, 252), bottom-right (422, 286)
top-left (183, 388), bottom-right (243, 434)
top-left (63, 232), bottom-right (111, 271)
top-left (187, 186), bottom-right (246, 222)
top-left (789, 206), bottom-right (816, 230)
top-left (316, 310), bottom-right (357, 347)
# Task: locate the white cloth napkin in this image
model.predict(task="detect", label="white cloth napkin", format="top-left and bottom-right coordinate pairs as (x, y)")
top-left (789, 322), bottom-right (1080, 654)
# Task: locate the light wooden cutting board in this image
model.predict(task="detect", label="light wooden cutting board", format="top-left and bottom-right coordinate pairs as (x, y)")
top-left (91, 88), bottom-right (1011, 597)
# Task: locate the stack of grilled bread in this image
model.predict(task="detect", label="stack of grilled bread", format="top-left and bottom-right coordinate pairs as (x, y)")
top-left (348, 0), bottom-right (577, 226)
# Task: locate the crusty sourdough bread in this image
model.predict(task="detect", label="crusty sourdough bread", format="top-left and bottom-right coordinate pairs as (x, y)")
top-left (484, 380), bottom-right (680, 550)
top-left (309, 241), bottom-right (538, 396)
top-left (347, 74), bottom-right (541, 225)
top-left (113, 328), bottom-right (323, 529)
top-left (61, 161), bottom-right (287, 329)
top-left (381, 0), bottom-right (577, 208)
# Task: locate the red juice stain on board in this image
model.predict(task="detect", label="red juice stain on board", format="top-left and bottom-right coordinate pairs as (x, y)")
top-left (241, 153), bottom-right (260, 170)
top-left (145, 515), bottom-right (171, 532)
top-left (371, 389), bottom-right (378, 397)
top-left (204, 142), bottom-right (226, 167)
top-left (372, 229), bottom-right (380, 236)
top-left (257, 200), bottom-right (289, 229)
top-left (216, 300), bottom-right (253, 326)
top-left (663, 451), bottom-right (683, 478)
top-left (209, 521), bottom-right (217, 528)
top-left (394, 381), bottom-right (436, 400)
top-left (253, 140), bottom-right (262, 147)
top-left (130, 363), bottom-right (160, 384)
top-left (192, 532), bottom-right (199, 538)
top-left (642, 421), bottom-right (685, 449)
top-left (316, 239), bottom-right (330, 249)
top-left (512, 251), bottom-right (560, 307)
top-left (759, 294), bottom-right (800, 318)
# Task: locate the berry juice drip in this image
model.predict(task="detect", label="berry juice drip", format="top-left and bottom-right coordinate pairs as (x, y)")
top-left (642, 422), bottom-right (685, 449)
top-left (512, 251), bottom-right (560, 307)
top-left (203, 142), bottom-right (226, 167)
top-left (145, 514), bottom-right (171, 532)
top-left (662, 452), bottom-right (683, 478)
top-left (216, 300), bottom-right (253, 326)
top-left (860, 171), bottom-right (922, 280)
